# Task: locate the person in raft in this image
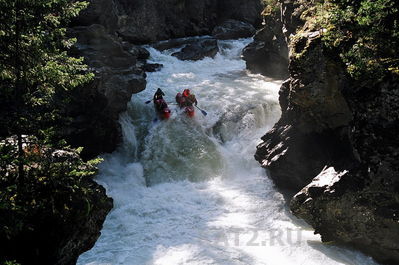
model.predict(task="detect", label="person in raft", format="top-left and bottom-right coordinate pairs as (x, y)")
top-left (153, 88), bottom-right (167, 112)
top-left (153, 88), bottom-right (165, 101)
top-left (182, 89), bottom-right (198, 106)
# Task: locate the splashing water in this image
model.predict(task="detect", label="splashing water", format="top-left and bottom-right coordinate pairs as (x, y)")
top-left (78, 38), bottom-right (378, 265)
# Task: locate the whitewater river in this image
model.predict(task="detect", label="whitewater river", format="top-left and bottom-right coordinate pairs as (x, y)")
top-left (78, 38), bottom-right (378, 265)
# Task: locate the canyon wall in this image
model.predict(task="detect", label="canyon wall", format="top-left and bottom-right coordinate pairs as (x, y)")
top-left (252, 1), bottom-right (399, 263)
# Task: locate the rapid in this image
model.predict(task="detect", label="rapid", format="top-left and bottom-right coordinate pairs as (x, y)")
top-left (77, 38), bottom-right (378, 265)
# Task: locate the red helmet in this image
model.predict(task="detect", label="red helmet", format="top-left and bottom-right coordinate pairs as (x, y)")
top-left (183, 89), bottom-right (190, 97)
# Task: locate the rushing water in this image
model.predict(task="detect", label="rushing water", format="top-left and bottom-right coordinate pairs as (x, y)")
top-left (78, 38), bottom-right (378, 265)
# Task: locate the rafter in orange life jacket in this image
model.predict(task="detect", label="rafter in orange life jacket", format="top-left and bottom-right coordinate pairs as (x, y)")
top-left (182, 89), bottom-right (197, 106)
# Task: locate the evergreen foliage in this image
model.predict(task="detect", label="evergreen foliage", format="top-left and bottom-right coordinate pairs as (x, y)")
top-left (0, 0), bottom-right (93, 143)
top-left (0, 1), bottom-right (101, 263)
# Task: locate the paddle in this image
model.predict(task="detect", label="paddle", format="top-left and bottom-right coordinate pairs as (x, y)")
top-left (195, 105), bottom-right (207, 116)
top-left (183, 97), bottom-right (207, 116)
top-left (145, 99), bottom-right (153, 104)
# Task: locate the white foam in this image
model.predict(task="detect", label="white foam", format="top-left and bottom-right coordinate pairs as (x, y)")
top-left (78, 39), bottom-right (379, 265)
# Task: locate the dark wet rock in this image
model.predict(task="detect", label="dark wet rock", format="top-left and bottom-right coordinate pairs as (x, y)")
top-left (172, 39), bottom-right (219, 61)
top-left (212, 19), bottom-right (256, 40)
top-left (152, 36), bottom-right (214, 51)
top-left (122, 42), bottom-right (150, 60)
top-left (71, 0), bottom-right (118, 30)
top-left (71, 24), bottom-right (135, 68)
top-left (142, 63), bottom-right (163, 72)
top-left (255, 123), bottom-right (357, 191)
top-left (242, 10), bottom-right (289, 78)
top-left (67, 24), bottom-right (146, 159)
top-left (291, 166), bottom-right (399, 265)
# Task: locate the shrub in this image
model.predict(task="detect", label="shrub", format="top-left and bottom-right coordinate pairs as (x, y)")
top-left (321, 0), bottom-right (399, 80)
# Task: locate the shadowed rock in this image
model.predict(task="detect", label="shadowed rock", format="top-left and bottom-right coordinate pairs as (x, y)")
top-left (212, 19), bottom-right (256, 40)
top-left (172, 39), bottom-right (219, 61)
top-left (291, 166), bottom-right (399, 264)
top-left (67, 24), bottom-right (146, 159)
top-left (152, 36), bottom-right (214, 51)
top-left (242, 13), bottom-right (289, 79)
top-left (142, 63), bottom-right (163, 72)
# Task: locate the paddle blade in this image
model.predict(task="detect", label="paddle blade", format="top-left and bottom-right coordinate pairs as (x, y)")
top-left (145, 100), bottom-right (152, 104)
top-left (195, 106), bottom-right (207, 116)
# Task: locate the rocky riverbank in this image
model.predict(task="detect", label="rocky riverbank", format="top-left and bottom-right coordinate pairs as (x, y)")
top-left (253, 0), bottom-right (399, 264)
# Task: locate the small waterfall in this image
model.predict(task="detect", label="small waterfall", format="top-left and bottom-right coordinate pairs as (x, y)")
top-left (120, 113), bottom-right (138, 159)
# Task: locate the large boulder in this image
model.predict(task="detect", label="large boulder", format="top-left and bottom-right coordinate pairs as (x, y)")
top-left (172, 38), bottom-right (219, 61)
top-left (152, 36), bottom-right (213, 51)
top-left (242, 8), bottom-right (289, 78)
top-left (212, 19), bottom-right (256, 40)
top-left (291, 166), bottom-right (399, 264)
top-left (255, 122), bottom-right (356, 191)
top-left (141, 63), bottom-right (163, 72)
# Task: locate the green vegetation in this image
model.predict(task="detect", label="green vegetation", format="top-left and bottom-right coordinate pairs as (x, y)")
top-left (0, 0), bottom-right (102, 263)
top-left (262, 0), bottom-right (279, 16)
top-left (269, 0), bottom-right (399, 81)
top-left (321, 0), bottom-right (399, 80)
top-left (3, 261), bottom-right (20, 265)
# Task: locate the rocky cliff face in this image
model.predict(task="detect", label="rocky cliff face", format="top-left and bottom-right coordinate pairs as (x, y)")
top-left (254, 0), bottom-right (399, 263)
top-left (255, 32), bottom-right (357, 190)
top-left (66, 24), bottom-right (147, 159)
top-left (289, 73), bottom-right (399, 264)
top-left (68, 0), bottom-right (263, 159)
top-left (242, 8), bottom-right (289, 79)
top-left (75, 0), bottom-right (262, 43)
